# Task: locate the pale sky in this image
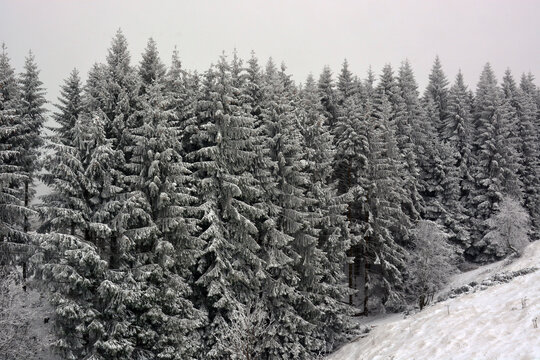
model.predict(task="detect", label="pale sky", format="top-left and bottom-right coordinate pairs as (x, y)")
top-left (1, 0), bottom-right (539, 110)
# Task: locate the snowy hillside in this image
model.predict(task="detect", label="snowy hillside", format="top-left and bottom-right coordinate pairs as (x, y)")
top-left (0, 273), bottom-right (59, 360)
top-left (330, 241), bottom-right (540, 360)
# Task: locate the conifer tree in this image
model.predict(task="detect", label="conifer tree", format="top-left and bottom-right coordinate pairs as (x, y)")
top-left (257, 60), bottom-right (318, 358)
top-left (123, 45), bottom-right (204, 356)
top-left (318, 65), bottom-right (338, 129)
top-left (298, 74), bottom-right (352, 351)
top-left (40, 69), bottom-right (84, 235)
top-left (443, 71), bottom-right (475, 245)
top-left (38, 113), bottom-right (134, 360)
top-left (470, 64), bottom-right (521, 258)
top-left (503, 70), bottom-right (540, 234)
top-left (337, 59), bottom-right (355, 105)
top-left (0, 44), bottom-right (34, 261)
top-left (189, 55), bottom-right (265, 359)
top-left (333, 71), bottom-right (369, 308)
top-left (424, 56), bottom-right (449, 136)
top-left (393, 60), bottom-right (422, 228)
top-left (366, 93), bottom-right (409, 310)
top-left (16, 51), bottom-right (47, 234)
top-left (98, 30), bottom-right (140, 269)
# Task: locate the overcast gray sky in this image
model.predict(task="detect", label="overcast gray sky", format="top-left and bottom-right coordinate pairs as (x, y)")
top-left (1, 0), bottom-right (539, 108)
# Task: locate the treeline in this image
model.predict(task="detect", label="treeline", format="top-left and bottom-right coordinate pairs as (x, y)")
top-left (0, 30), bottom-right (539, 359)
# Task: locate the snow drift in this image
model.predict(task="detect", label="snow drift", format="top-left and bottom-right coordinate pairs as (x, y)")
top-left (329, 241), bottom-right (540, 360)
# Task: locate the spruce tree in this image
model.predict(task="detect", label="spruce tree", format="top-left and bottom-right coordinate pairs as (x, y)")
top-left (123, 45), bottom-right (204, 356)
top-left (366, 93), bottom-right (409, 310)
top-left (333, 71), bottom-right (369, 308)
top-left (189, 55), bottom-right (265, 359)
top-left (257, 60), bottom-right (317, 358)
top-left (298, 74), bottom-right (352, 352)
top-left (0, 44), bottom-right (34, 261)
top-left (38, 113), bottom-right (133, 360)
top-left (444, 71), bottom-right (475, 246)
top-left (470, 64), bottom-right (521, 259)
top-left (393, 60), bottom-right (422, 228)
top-left (16, 51), bottom-right (47, 233)
top-left (424, 56), bottom-right (449, 137)
top-left (40, 69), bottom-right (84, 235)
top-left (318, 65), bottom-right (338, 129)
top-left (504, 71), bottom-right (540, 234)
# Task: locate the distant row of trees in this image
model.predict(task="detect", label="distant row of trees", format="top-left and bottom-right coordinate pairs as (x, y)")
top-left (1, 30), bottom-right (538, 359)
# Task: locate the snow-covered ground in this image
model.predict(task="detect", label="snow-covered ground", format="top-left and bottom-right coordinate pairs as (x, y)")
top-left (0, 272), bottom-right (59, 360)
top-left (330, 241), bottom-right (540, 360)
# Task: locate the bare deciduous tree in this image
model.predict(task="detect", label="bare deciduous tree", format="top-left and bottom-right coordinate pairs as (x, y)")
top-left (484, 196), bottom-right (531, 256)
top-left (407, 220), bottom-right (455, 310)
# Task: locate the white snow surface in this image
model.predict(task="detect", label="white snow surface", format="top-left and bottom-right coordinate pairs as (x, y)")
top-left (329, 241), bottom-right (540, 360)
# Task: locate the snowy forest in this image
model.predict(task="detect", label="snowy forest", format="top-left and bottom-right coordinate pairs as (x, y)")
top-left (1, 30), bottom-right (539, 359)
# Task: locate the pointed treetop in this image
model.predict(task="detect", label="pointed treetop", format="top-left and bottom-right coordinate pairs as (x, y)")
top-left (264, 57), bottom-right (277, 78)
top-left (377, 64), bottom-right (396, 96)
top-left (520, 72), bottom-right (537, 95)
top-left (478, 62), bottom-right (497, 88)
top-left (168, 46), bottom-right (183, 82)
top-left (0, 43), bottom-right (18, 102)
top-left (20, 50), bottom-right (46, 108)
top-left (501, 68), bottom-right (517, 100)
top-left (338, 59), bottom-right (354, 100)
top-left (425, 55), bottom-right (449, 97)
top-left (398, 59), bottom-right (419, 95)
top-left (106, 29), bottom-right (131, 72)
top-left (139, 37), bottom-right (166, 87)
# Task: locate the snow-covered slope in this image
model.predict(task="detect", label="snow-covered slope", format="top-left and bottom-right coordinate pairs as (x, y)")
top-left (0, 273), bottom-right (59, 360)
top-left (330, 241), bottom-right (540, 360)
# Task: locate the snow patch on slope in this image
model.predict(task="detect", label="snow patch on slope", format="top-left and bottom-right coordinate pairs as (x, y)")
top-left (329, 241), bottom-right (540, 360)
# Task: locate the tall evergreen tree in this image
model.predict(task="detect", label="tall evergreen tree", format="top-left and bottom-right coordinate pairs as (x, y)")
top-left (394, 60), bottom-right (422, 227)
top-left (123, 46), bottom-right (205, 356)
top-left (16, 51), bottom-right (47, 233)
top-left (424, 56), bottom-right (449, 137)
top-left (366, 93), bottom-right (409, 310)
top-left (40, 69), bottom-right (84, 235)
top-left (298, 74), bottom-right (352, 351)
top-left (318, 65), bottom-right (338, 129)
top-left (470, 64), bottom-right (521, 259)
top-left (0, 44), bottom-right (34, 263)
top-left (504, 70), bottom-right (540, 234)
top-left (189, 55), bottom-right (265, 358)
top-left (443, 71), bottom-right (475, 247)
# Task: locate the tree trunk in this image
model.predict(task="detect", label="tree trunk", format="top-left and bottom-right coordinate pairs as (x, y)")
top-left (22, 181), bottom-right (29, 280)
top-left (363, 257), bottom-right (368, 316)
top-left (347, 164), bottom-right (354, 305)
top-left (110, 232), bottom-right (118, 269)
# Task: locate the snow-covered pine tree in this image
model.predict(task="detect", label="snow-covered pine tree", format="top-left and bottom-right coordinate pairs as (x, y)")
top-left (393, 60), bottom-right (422, 230)
top-left (424, 56), bottom-right (449, 137)
top-left (470, 64), bottom-right (521, 260)
top-left (0, 44), bottom-right (35, 266)
top-left (100, 30), bottom-right (140, 154)
top-left (97, 30), bottom-right (140, 269)
top-left (118, 42), bottom-right (204, 358)
top-left (254, 59), bottom-right (319, 359)
top-left (443, 71), bottom-right (476, 245)
top-left (332, 69), bottom-right (369, 308)
top-left (189, 54), bottom-right (265, 359)
top-left (318, 65), bottom-right (338, 129)
top-left (165, 47), bottom-right (196, 159)
top-left (16, 51), bottom-right (47, 234)
top-left (37, 112), bottom-right (135, 360)
top-left (336, 59), bottom-right (356, 106)
top-left (366, 93), bottom-right (409, 311)
top-left (503, 70), bottom-right (540, 234)
top-left (40, 69), bottom-right (85, 235)
top-left (297, 74), bottom-right (353, 352)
